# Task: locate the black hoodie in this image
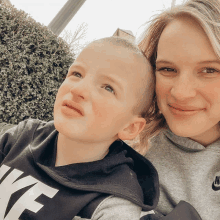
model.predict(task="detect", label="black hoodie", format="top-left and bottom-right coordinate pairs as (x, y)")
top-left (0, 119), bottom-right (159, 219)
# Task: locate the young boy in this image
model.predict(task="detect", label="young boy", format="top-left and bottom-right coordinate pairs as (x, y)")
top-left (0, 37), bottom-right (159, 220)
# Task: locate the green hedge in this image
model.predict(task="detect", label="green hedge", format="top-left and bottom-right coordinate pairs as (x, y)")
top-left (0, 3), bottom-right (74, 124)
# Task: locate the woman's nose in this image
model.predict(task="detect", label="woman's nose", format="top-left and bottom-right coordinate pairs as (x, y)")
top-left (170, 73), bottom-right (197, 101)
top-left (70, 79), bottom-right (91, 102)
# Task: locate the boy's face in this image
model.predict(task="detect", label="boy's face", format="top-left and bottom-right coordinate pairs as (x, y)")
top-left (54, 41), bottom-right (145, 144)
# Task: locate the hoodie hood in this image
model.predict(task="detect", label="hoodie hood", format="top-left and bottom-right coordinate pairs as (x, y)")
top-left (29, 121), bottom-right (159, 211)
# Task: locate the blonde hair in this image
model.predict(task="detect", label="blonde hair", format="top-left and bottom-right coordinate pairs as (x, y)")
top-left (135, 0), bottom-right (220, 154)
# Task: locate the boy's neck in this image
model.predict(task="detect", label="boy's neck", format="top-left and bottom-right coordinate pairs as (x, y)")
top-left (55, 133), bottom-right (113, 167)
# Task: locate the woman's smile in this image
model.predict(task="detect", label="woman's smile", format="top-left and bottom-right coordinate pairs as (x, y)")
top-left (168, 104), bottom-right (203, 117)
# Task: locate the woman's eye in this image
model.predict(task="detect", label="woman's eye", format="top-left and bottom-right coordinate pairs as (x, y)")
top-left (103, 85), bottom-right (115, 94)
top-left (71, 71), bottom-right (82, 78)
top-left (201, 68), bottom-right (219, 75)
top-left (156, 67), bottom-right (177, 76)
top-left (156, 67), bottom-right (175, 72)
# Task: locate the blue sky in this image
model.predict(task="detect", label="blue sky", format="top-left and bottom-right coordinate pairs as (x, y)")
top-left (10, 0), bottom-right (184, 45)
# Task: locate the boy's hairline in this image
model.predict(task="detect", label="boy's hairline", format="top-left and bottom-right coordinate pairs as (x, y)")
top-left (87, 37), bottom-right (144, 57)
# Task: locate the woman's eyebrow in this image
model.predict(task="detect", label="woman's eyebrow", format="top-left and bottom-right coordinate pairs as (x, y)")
top-left (155, 60), bottom-right (173, 65)
top-left (198, 60), bottom-right (220, 65)
top-left (156, 60), bottom-right (220, 65)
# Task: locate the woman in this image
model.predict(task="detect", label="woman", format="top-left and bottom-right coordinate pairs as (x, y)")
top-left (137, 0), bottom-right (220, 219)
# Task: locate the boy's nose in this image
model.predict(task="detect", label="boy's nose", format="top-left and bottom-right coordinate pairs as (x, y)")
top-left (70, 81), bottom-right (90, 102)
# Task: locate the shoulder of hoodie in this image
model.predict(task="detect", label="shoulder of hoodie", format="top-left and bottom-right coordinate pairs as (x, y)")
top-left (145, 129), bottom-right (169, 158)
top-left (8, 118), bottom-right (54, 137)
top-left (0, 119), bottom-right (54, 150)
top-left (73, 195), bottom-right (142, 220)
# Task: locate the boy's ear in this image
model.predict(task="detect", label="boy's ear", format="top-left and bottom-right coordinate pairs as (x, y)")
top-left (118, 117), bottom-right (146, 141)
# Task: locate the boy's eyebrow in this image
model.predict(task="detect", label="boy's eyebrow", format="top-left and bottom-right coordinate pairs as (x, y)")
top-left (69, 62), bottom-right (88, 72)
top-left (101, 75), bottom-right (123, 92)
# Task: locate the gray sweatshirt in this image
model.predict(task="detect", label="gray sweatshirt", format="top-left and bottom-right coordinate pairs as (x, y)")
top-left (145, 128), bottom-right (220, 220)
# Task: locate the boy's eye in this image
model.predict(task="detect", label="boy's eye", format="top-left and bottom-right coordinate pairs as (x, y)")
top-left (103, 85), bottom-right (115, 94)
top-left (70, 71), bottom-right (82, 78)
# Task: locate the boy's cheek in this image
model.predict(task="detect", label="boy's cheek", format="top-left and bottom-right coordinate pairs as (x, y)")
top-left (92, 102), bottom-right (105, 118)
top-left (55, 83), bottom-right (69, 102)
top-left (92, 102), bottom-right (115, 120)
top-left (54, 89), bottom-right (66, 114)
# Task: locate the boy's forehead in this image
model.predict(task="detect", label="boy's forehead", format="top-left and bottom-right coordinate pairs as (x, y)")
top-left (72, 42), bottom-right (141, 72)
top-left (73, 41), bottom-right (151, 79)
top-left (72, 40), bottom-right (152, 88)
top-left (80, 41), bottom-right (136, 59)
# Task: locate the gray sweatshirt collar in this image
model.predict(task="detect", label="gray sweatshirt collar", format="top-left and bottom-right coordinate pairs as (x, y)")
top-left (163, 128), bottom-right (220, 152)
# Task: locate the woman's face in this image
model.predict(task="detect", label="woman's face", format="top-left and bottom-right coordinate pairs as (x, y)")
top-left (155, 16), bottom-right (220, 146)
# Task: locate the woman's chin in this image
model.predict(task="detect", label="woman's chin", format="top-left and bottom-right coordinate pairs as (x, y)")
top-left (168, 125), bottom-right (191, 138)
top-left (167, 120), bottom-right (200, 138)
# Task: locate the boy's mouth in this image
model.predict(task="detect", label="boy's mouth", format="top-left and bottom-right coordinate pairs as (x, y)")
top-left (62, 100), bottom-right (84, 116)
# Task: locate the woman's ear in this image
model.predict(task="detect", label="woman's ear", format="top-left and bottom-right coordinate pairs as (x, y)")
top-left (118, 117), bottom-right (146, 141)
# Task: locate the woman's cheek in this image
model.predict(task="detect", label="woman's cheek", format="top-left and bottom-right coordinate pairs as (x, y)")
top-left (155, 77), bottom-right (170, 112)
top-left (204, 81), bottom-right (220, 101)
top-left (156, 77), bottom-right (167, 97)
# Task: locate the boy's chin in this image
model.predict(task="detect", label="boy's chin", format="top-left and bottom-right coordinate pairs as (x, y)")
top-left (53, 117), bottom-right (66, 133)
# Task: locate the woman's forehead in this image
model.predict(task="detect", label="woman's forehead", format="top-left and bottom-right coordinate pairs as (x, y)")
top-left (158, 17), bottom-right (210, 49)
top-left (156, 17), bottom-right (219, 65)
top-left (161, 16), bottom-right (205, 40)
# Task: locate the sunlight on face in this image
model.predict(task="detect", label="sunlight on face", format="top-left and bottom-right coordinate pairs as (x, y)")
top-left (155, 16), bottom-right (220, 146)
top-left (53, 41), bottom-right (147, 144)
